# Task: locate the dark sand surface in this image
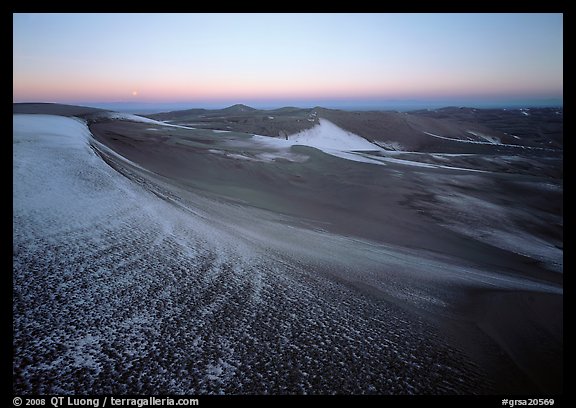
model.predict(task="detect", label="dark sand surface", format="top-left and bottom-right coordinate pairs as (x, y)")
top-left (89, 114), bottom-right (562, 393)
top-left (148, 104), bottom-right (318, 137)
top-left (13, 104), bottom-right (562, 394)
top-left (411, 107), bottom-right (563, 150)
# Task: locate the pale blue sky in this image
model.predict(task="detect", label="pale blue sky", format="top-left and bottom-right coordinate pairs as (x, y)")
top-left (13, 13), bottom-right (563, 108)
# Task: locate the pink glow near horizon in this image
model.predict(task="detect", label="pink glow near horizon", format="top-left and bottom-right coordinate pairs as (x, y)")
top-left (13, 13), bottom-right (563, 105)
top-left (13, 73), bottom-right (562, 104)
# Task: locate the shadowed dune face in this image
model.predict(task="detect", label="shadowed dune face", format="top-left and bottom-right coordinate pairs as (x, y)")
top-left (147, 105), bottom-right (563, 153)
top-left (308, 107), bottom-right (562, 153)
top-left (13, 104), bottom-right (562, 394)
top-left (410, 107), bottom-right (563, 150)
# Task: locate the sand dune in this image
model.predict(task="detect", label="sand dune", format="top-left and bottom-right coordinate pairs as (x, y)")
top-left (13, 104), bottom-right (562, 394)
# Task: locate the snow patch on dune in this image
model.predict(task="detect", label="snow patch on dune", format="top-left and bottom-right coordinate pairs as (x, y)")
top-left (250, 121), bottom-right (489, 171)
top-left (287, 119), bottom-right (379, 151)
top-left (252, 119), bottom-right (378, 153)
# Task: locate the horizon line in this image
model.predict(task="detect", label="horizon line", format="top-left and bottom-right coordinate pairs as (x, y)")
top-left (12, 98), bottom-right (564, 113)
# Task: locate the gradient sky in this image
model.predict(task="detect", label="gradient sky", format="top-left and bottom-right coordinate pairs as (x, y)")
top-left (13, 13), bottom-right (563, 107)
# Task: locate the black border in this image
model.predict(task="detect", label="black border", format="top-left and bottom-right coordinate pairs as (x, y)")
top-left (10, 6), bottom-right (567, 407)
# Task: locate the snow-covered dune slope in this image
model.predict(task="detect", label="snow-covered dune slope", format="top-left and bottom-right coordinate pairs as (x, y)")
top-left (13, 114), bottom-right (195, 240)
top-left (252, 118), bottom-right (378, 153)
top-left (287, 118), bottom-right (379, 151)
top-left (13, 114), bottom-right (261, 392)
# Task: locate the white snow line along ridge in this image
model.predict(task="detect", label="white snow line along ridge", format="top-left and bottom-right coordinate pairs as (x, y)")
top-left (102, 112), bottom-right (198, 130)
top-left (422, 131), bottom-right (556, 151)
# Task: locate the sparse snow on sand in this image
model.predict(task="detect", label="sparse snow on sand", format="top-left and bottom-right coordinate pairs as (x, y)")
top-left (432, 191), bottom-right (563, 273)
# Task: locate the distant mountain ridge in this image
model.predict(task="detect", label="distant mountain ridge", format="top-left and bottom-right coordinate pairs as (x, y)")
top-left (13, 102), bottom-right (562, 152)
top-left (219, 103), bottom-right (257, 113)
